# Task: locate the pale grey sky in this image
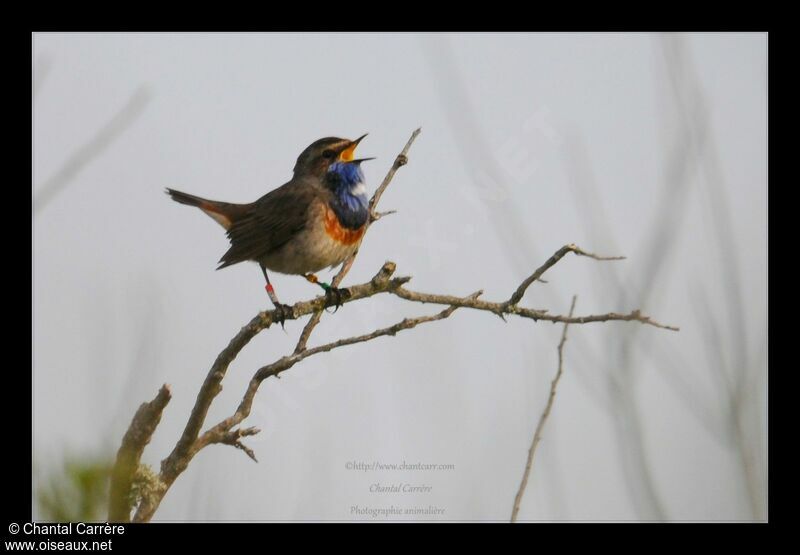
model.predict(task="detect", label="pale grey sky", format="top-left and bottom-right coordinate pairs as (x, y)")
top-left (33, 33), bottom-right (767, 521)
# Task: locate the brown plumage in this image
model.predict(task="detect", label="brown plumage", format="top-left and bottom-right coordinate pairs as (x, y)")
top-left (166, 135), bottom-right (372, 316)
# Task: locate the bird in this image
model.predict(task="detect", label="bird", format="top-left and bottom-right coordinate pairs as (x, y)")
top-left (165, 134), bottom-right (374, 324)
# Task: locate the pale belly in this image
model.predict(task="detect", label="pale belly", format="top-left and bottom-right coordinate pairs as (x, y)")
top-left (260, 205), bottom-right (365, 275)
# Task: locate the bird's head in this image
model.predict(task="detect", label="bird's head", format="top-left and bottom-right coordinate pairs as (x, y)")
top-left (293, 134), bottom-right (373, 180)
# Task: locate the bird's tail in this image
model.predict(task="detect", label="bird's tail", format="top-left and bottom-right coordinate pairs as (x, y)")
top-left (165, 188), bottom-right (245, 231)
top-left (165, 187), bottom-right (209, 208)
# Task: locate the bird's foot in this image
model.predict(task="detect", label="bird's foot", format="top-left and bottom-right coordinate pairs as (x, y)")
top-left (264, 282), bottom-right (293, 328)
top-left (323, 286), bottom-right (350, 313)
top-left (306, 274), bottom-right (350, 313)
top-left (271, 303), bottom-right (294, 329)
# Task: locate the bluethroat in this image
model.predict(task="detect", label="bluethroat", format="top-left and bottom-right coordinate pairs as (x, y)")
top-left (166, 134), bottom-right (374, 323)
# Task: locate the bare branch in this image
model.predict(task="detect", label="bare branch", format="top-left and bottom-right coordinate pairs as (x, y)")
top-left (264, 292), bottom-right (481, 380)
top-left (511, 297), bottom-right (576, 522)
top-left (128, 238), bottom-right (677, 521)
top-left (132, 262), bottom-right (407, 521)
top-left (197, 294), bottom-right (480, 459)
top-left (143, 263), bottom-right (406, 500)
top-left (370, 209), bottom-right (397, 222)
top-left (218, 427), bottom-right (261, 463)
top-left (292, 254), bottom-right (356, 355)
top-left (368, 128), bottom-right (421, 217)
top-left (294, 128), bottom-right (422, 355)
top-left (393, 280), bottom-right (676, 332)
top-left (189, 247), bottom-right (673, 501)
top-left (209, 248), bottom-right (672, 471)
top-left (134, 288), bottom-right (473, 522)
top-left (508, 244), bottom-right (625, 306)
top-left (193, 426), bottom-right (262, 464)
top-left (108, 384), bottom-right (171, 522)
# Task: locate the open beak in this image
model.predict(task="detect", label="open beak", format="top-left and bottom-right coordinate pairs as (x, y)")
top-left (339, 133), bottom-right (368, 162)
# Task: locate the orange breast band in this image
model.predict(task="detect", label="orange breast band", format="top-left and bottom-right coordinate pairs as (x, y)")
top-left (324, 208), bottom-right (366, 245)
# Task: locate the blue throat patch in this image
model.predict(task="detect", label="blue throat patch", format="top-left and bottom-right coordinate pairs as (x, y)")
top-left (327, 162), bottom-right (369, 230)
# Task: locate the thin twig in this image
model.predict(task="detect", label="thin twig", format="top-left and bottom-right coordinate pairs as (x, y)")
top-left (292, 254), bottom-right (356, 355)
top-left (293, 128), bottom-right (422, 355)
top-left (511, 296), bottom-right (577, 522)
top-left (394, 285), bottom-right (676, 332)
top-left (508, 244), bottom-right (624, 307)
top-left (369, 128), bottom-right (422, 217)
top-left (217, 427), bottom-right (261, 463)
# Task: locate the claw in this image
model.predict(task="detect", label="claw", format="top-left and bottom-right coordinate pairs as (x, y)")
top-left (272, 303), bottom-right (294, 329)
top-left (324, 287), bottom-right (350, 313)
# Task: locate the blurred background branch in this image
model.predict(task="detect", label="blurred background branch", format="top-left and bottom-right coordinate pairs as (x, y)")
top-left (423, 33), bottom-right (765, 521)
top-left (34, 86), bottom-right (151, 214)
top-left (660, 34), bottom-right (765, 520)
top-left (33, 54), bottom-right (53, 99)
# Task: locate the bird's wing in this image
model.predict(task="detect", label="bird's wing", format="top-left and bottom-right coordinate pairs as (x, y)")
top-left (217, 181), bottom-right (318, 269)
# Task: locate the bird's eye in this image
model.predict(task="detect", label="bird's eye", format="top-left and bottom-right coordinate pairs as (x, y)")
top-left (322, 149), bottom-right (336, 160)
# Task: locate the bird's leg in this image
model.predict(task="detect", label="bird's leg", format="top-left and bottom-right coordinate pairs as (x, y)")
top-left (304, 273), bottom-right (348, 311)
top-left (261, 265), bottom-right (293, 327)
top-left (303, 273), bottom-right (326, 289)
